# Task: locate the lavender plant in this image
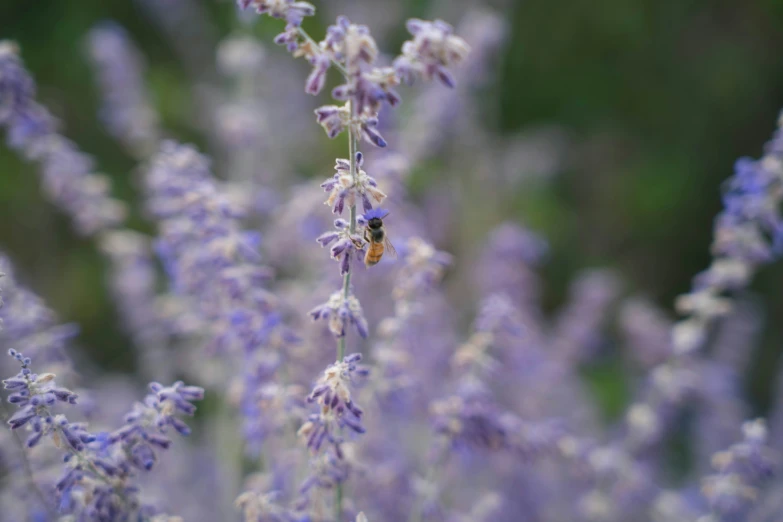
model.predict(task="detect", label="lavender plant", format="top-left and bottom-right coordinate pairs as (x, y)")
top-left (1, 342), bottom-right (203, 519)
top-left (3, 1), bottom-right (783, 521)
top-left (228, 2), bottom-right (470, 518)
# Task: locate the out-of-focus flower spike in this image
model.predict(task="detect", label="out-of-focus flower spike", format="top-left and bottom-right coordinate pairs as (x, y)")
top-left (0, 42), bottom-right (126, 235)
top-left (237, 0), bottom-right (315, 26)
top-left (85, 22), bottom-right (161, 158)
top-left (394, 19), bottom-right (470, 87)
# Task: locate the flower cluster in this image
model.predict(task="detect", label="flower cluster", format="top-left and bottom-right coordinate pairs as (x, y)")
top-left (145, 141), bottom-right (274, 350)
top-left (309, 290), bottom-right (369, 338)
top-left (394, 19), bottom-right (471, 87)
top-left (430, 386), bottom-right (510, 452)
top-left (3, 349), bottom-right (204, 518)
top-left (237, 316), bottom-right (302, 457)
top-left (3, 349), bottom-right (81, 448)
top-left (673, 113), bottom-right (783, 355)
top-left (298, 353), bottom-right (369, 456)
top-left (145, 141), bottom-right (295, 461)
top-left (321, 153), bottom-right (386, 215)
top-left (316, 218), bottom-right (366, 275)
top-left (616, 112), bottom-right (783, 460)
top-left (701, 419), bottom-right (778, 520)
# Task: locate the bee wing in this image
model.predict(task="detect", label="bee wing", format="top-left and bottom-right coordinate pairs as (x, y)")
top-left (384, 236), bottom-right (397, 258)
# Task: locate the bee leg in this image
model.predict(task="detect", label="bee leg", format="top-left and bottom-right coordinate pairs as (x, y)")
top-left (351, 229), bottom-right (369, 250)
top-left (351, 236), bottom-right (365, 250)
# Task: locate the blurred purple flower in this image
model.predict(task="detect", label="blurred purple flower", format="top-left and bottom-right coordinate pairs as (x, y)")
top-left (86, 22), bottom-right (161, 157)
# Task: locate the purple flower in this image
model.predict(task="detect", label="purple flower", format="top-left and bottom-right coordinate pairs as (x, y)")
top-left (359, 115), bottom-right (388, 148)
top-left (315, 104), bottom-right (348, 139)
top-left (305, 54), bottom-right (330, 95)
top-left (322, 153), bottom-right (386, 216)
top-left (702, 419), bottom-right (777, 519)
top-left (309, 291), bottom-right (369, 338)
top-left (273, 23), bottom-right (300, 52)
top-left (322, 16), bottom-right (378, 71)
top-left (549, 269), bottom-right (620, 365)
top-left (145, 142), bottom-right (280, 350)
top-left (394, 19), bottom-right (470, 87)
top-left (85, 22), bottom-right (161, 157)
top-left (0, 42), bottom-right (35, 126)
top-left (332, 67), bottom-right (401, 117)
top-left (239, 0), bottom-right (315, 26)
top-left (431, 392), bottom-right (508, 451)
top-left (298, 354), bottom-right (370, 455)
top-left (99, 231), bottom-right (171, 380)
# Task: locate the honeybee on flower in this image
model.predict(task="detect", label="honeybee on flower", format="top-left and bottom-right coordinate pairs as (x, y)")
top-left (357, 207), bottom-right (396, 267)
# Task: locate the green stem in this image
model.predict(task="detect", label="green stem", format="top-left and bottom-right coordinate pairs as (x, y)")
top-left (335, 480), bottom-right (344, 521)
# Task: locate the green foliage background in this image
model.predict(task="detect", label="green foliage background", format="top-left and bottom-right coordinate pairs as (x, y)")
top-left (1, 0), bottom-right (783, 419)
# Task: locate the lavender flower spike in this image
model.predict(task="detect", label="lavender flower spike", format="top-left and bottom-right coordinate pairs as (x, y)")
top-left (298, 354), bottom-right (370, 453)
top-left (2, 349), bottom-right (203, 518)
top-left (86, 22), bottom-right (161, 157)
top-left (0, 41), bottom-right (126, 235)
top-left (246, 5), bottom-right (470, 520)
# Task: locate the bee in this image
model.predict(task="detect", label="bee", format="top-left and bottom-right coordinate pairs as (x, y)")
top-left (361, 208), bottom-right (396, 267)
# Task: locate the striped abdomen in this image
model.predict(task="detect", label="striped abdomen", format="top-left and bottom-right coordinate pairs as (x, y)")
top-left (364, 241), bottom-right (385, 266)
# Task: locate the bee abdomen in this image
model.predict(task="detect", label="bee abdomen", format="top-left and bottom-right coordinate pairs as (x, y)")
top-left (364, 242), bottom-right (384, 266)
